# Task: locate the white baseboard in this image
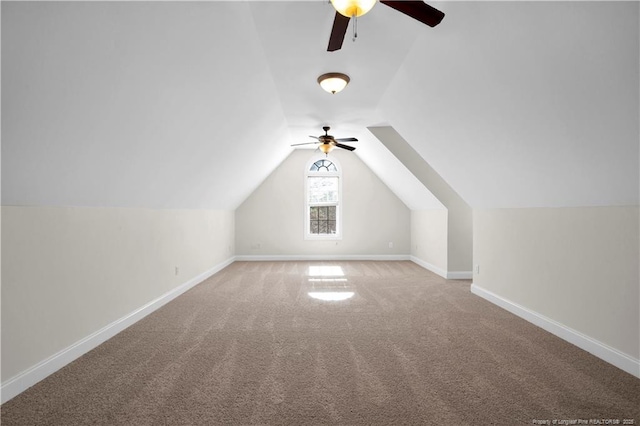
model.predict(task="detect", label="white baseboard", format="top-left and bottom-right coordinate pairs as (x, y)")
top-left (410, 256), bottom-right (447, 278)
top-left (235, 254), bottom-right (411, 261)
top-left (470, 283), bottom-right (640, 378)
top-left (409, 256), bottom-right (473, 280)
top-left (446, 271), bottom-right (473, 280)
top-left (1, 256), bottom-right (235, 404)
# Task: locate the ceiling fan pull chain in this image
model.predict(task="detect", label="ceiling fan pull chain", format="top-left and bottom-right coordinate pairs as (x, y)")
top-left (352, 14), bottom-right (358, 42)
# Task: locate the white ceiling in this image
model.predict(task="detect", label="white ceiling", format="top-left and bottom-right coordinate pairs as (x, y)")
top-left (378, 1), bottom-right (639, 208)
top-left (2, 1), bottom-right (638, 210)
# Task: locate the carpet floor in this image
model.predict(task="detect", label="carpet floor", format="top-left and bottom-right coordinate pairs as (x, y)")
top-left (2, 261), bottom-right (639, 425)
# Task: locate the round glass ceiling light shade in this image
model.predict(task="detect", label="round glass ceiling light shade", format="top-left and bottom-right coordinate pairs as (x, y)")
top-left (317, 72), bottom-right (350, 94)
top-left (319, 143), bottom-right (334, 154)
top-left (331, 0), bottom-right (376, 17)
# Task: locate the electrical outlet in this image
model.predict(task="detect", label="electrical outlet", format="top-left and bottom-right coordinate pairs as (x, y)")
top-left (474, 264), bottom-right (480, 274)
top-left (175, 266), bottom-right (179, 276)
top-left (388, 242), bottom-right (394, 249)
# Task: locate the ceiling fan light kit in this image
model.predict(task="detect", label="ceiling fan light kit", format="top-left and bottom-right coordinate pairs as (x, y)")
top-left (319, 143), bottom-right (334, 155)
top-left (317, 72), bottom-right (350, 94)
top-left (327, 0), bottom-right (445, 52)
top-left (331, 0), bottom-right (376, 18)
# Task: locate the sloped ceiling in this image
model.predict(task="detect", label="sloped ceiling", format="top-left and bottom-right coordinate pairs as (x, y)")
top-left (2, 2), bottom-right (292, 209)
top-left (2, 1), bottom-right (638, 210)
top-left (379, 1), bottom-right (639, 208)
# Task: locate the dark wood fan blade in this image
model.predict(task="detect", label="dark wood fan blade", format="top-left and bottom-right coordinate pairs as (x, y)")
top-left (334, 137), bottom-right (358, 142)
top-left (291, 142), bottom-right (319, 147)
top-left (380, 1), bottom-right (444, 27)
top-left (335, 143), bottom-right (356, 151)
top-left (328, 12), bottom-right (350, 52)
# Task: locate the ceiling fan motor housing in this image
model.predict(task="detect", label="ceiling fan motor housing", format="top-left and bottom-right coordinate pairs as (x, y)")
top-left (320, 127), bottom-right (334, 143)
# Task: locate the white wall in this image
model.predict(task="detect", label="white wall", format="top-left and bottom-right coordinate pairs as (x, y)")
top-left (411, 209), bottom-right (448, 276)
top-left (472, 206), bottom-right (640, 376)
top-left (1, 206), bottom-right (234, 393)
top-left (235, 149), bottom-right (410, 257)
top-left (368, 126), bottom-right (472, 274)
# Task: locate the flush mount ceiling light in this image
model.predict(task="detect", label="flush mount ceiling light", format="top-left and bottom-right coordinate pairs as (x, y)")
top-left (330, 0), bottom-right (377, 18)
top-left (317, 72), bottom-right (350, 94)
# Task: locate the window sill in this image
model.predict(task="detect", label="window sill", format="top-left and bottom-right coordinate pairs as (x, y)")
top-left (305, 234), bottom-right (342, 241)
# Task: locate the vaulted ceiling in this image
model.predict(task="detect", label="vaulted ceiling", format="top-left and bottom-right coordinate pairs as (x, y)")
top-left (2, 1), bottom-right (638, 210)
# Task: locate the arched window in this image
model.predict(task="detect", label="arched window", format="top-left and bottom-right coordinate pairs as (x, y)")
top-left (305, 156), bottom-right (342, 239)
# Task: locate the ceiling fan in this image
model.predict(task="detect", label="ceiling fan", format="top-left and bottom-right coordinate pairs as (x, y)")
top-left (291, 126), bottom-right (358, 155)
top-left (327, 0), bottom-right (445, 52)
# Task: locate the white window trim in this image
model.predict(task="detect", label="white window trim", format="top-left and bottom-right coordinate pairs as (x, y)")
top-left (304, 155), bottom-right (343, 240)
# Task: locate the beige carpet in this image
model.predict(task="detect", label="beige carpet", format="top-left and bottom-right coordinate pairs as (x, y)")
top-left (2, 261), bottom-right (639, 425)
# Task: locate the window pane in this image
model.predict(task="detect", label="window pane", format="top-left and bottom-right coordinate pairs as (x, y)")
top-left (318, 206), bottom-right (327, 220)
top-left (310, 160), bottom-right (337, 172)
top-left (308, 177), bottom-right (338, 203)
top-left (328, 207), bottom-right (336, 220)
top-left (309, 206), bottom-right (337, 235)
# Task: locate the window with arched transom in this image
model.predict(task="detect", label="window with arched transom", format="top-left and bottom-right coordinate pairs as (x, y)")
top-left (305, 156), bottom-right (342, 239)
